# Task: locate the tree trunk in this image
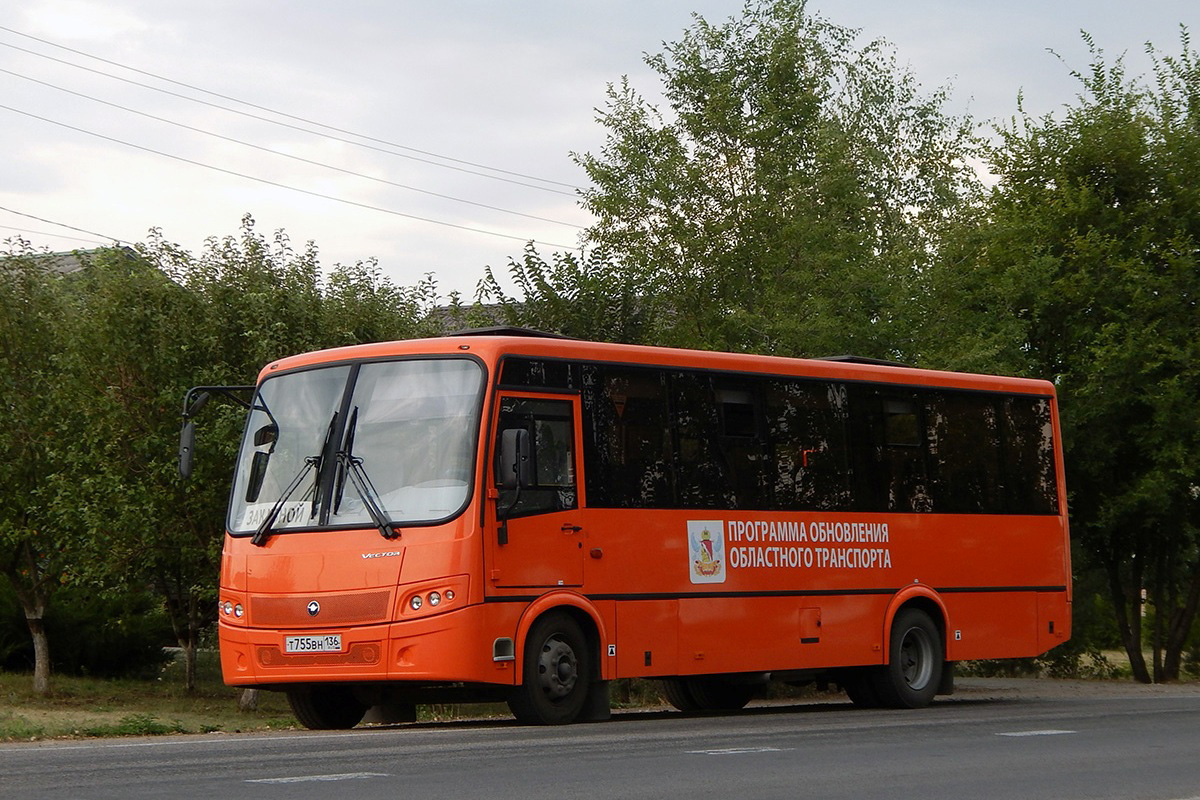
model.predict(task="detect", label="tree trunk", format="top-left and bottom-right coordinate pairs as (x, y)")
top-left (238, 689), bottom-right (260, 712)
top-left (181, 636), bottom-right (197, 693)
top-left (1161, 559), bottom-right (1200, 681)
top-left (1108, 558), bottom-right (1151, 683)
top-left (26, 615), bottom-right (51, 696)
top-left (4, 541), bottom-right (54, 696)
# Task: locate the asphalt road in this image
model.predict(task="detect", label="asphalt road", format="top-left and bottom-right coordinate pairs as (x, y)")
top-left (3, 679), bottom-right (1199, 800)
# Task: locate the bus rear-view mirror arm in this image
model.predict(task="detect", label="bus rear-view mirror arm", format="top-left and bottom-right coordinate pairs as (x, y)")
top-left (178, 384), bottom-right (256, 479)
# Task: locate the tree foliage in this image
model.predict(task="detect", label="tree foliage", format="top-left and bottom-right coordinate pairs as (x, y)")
top-left (0, 215), bottom-right (445, 691)
top-left (925, 31), bottom-right (1200, 681)
top-left (476, 246), bottom-right (650, 343)
top-left (0, 240), bottom-right (70, 694)
top-left (573, 0), bottom-right (979, 356)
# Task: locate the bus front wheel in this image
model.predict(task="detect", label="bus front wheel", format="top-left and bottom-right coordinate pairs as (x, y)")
top-left (509, 612), bottom-right (592, 725)
top-left (873, 608), bottom-right (943, 709)
top-left (286, 686), bottom-right (368, 730)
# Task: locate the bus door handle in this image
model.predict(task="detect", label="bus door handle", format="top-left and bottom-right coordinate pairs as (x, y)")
top-left (561, 523), bottom-right (583, 534)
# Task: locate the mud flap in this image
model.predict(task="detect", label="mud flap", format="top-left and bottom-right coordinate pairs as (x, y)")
top-left (937, 661), bottom-right (955, 696)
top-left (580, 680), bottom-right (612, 722)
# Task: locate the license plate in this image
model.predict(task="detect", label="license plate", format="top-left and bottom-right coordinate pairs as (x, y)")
top-left (285, 634), bottom-right (342, 654)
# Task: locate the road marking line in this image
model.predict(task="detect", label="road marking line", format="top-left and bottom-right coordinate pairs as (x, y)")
top-left (995, 730), bottom-right (1076, 737)
top-left (687, 747), bottom-right (794, 755)
top-left (246, 772), bottom-right (389, 784)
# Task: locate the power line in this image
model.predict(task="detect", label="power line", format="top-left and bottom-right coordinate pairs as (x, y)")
top-left (0, 224), bottom-right (109, 246)
top-left (0, 204), bottom-right (125, 243)
top-left (0, 104), bottom-right (580, 251)
top-left (0, 66), bottom-right (585, 230)
top-left (0, 27), bottom-right (585, 195)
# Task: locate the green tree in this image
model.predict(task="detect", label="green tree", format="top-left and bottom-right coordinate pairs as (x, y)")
top-left (0, 240), bottom-right (71, 695)
top-left (574, 0), bottom-right (979, 356)
top-left (53, 243), bottom-right (220, 692)
top-left (925, 32), bottom-right (1200, 681)
top-left (476, 245), bottom-right (650, 342)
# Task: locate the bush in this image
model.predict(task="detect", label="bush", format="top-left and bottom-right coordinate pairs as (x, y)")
top-left (0, 582), bottom-right (174, 678)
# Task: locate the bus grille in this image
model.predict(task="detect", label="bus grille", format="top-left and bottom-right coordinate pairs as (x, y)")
top-left (250, 591), bottom-right (392, 627)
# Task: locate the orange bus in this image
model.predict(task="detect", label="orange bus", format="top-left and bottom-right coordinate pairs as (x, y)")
top-left (181, 328), bottom-right (1071, 727)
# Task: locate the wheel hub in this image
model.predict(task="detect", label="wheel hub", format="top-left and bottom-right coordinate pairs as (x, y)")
top-left (899, 626), bottom-right (934, 690)
top-left (537, 637), bottom-right (578, 699)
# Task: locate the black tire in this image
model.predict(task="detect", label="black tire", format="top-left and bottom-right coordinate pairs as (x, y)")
top-left (873, 608), bottom-right (943, 709)
top-left (508, 612), bottom-right (592, 725)
top-left (287, 686), bottom-right (368, 730)
top-left (661, 678), bottom-right (701, 712)
top-left (841, 667), bottom-right (884, 708)
top-left (661, 677), bottom-right (752, 713)
top-left (688, 678), bottom-right (754, 710)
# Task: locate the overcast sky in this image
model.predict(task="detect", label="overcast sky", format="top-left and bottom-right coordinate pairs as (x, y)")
top-left (0, 0), bottom-right (1192, 297)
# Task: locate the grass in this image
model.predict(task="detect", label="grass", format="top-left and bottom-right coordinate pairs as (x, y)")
top-left (0, 650), bottom-right (295, 742)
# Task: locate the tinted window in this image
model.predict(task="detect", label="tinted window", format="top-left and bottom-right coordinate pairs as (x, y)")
top-left (495, 397), bottom-right (577, 517)
top-left (1001, 396), bottom-right (1059, 514)
top-left (501, 357), bottom-right (576, 390)
top-left (762, 379), bottom-right (851, 511)
top-left (581, 365), bottom-right (673, 508)
top-left (669, 372), bottom-right (735, 508)
top-left (925, 392), bottom-right (1003, 514)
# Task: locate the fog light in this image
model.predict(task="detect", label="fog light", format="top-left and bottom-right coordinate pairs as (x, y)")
top-left (428, 592), bottom-right (441, 607)
top-left (410, 595), bottom-right (423, 611)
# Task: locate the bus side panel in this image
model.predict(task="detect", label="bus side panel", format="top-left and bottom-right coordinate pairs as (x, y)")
top-left (676, 597), bottom-right (802, 674)
top-left (1038, 591), bottom-right (1071, 653)
top-left (942, 592), bottom-right (1040, 660)
top-left (615, 600), bottom-right (678, 676)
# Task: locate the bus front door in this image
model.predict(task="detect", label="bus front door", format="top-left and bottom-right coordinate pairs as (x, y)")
top-left (490, 393), bottom-right (585, 589)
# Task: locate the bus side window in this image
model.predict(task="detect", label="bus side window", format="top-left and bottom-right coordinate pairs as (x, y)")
top-left (850, 389), bottom-right (931, 512)
top-left (669, 372), bottom-right (734, 509)
top-left (716, 382), bottom-right (770, 509)
top-left (495, 398), bottom-right (578, 517)
top-left (765, 379), bottom-right (851, 511)
top-left (581, 365), bottom-right (673, 509)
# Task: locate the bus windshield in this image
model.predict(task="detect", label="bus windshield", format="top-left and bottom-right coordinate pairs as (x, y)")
top-left (228, 358), bottom-right (483, 535)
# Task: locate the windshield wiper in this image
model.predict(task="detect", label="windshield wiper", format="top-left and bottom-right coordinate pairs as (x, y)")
top-left (335, 407), bottom-right (400, 540)
top-left (250, 456), bottom-right (318, 547)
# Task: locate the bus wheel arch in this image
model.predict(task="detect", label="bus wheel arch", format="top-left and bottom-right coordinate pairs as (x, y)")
top-left (875, 592), bottom-right (948, 708)
top-left (509, 600), bottom-right (609, 724)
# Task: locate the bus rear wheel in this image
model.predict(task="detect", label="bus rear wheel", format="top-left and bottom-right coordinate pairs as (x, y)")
top-left (286, 686), bottom-right (368, 730)
top-left (873, 608), bottom-right (943, 709)
top-left (509, 612), bottom-right (592, 725)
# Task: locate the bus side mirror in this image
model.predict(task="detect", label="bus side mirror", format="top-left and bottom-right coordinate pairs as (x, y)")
top-left (178, 420), bottom-right (196, 479)
top-left (177, 390), bottom-right (211, 480)
top-left (499, 428), bottom-right (533, 490)
top-left (253, 423), bottom-right (278, 447)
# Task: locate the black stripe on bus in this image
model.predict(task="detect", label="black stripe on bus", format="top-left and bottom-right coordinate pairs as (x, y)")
top-left (482, 585), bottom-right (1067, 603)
